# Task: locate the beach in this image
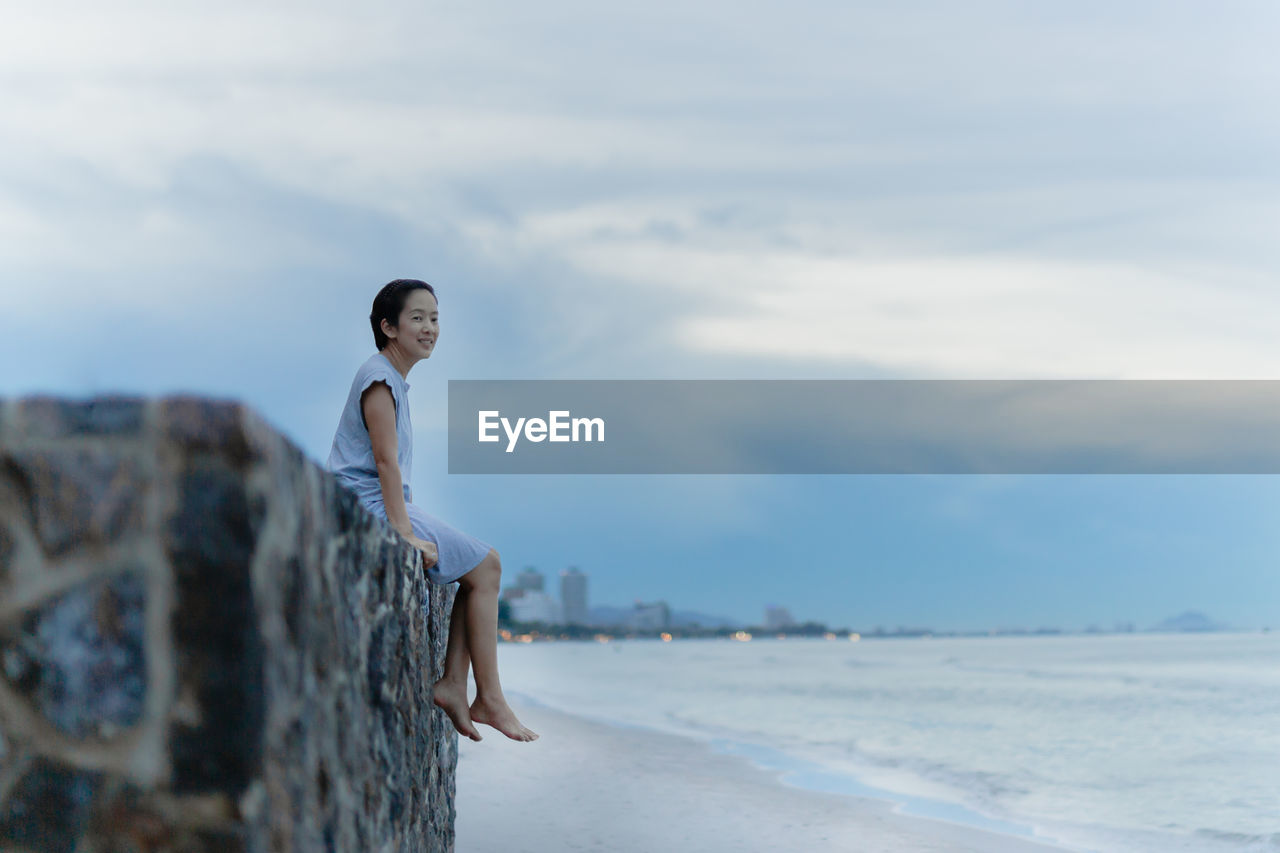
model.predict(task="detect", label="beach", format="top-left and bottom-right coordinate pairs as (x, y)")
top-left (455, 694), bottom-right (1072, 853)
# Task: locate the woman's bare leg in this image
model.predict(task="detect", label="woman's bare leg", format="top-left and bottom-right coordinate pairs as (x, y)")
top-left (461, 550), bottom-right (539, 741)
top-left (432, 586), bottom-right (482, 741)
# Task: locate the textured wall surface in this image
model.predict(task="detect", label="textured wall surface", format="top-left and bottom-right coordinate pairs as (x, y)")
top-left (0, 396), bottom-right (456, 852)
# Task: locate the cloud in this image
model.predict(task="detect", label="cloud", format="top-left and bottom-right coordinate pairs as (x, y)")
top-left (454, 193), bottom-right (1280, 378)
top-left (1, 0), bottom-right (1277, 384)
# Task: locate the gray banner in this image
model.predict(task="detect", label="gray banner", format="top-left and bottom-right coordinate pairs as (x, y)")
top-left (446, 380), bottom-right (1280, 474)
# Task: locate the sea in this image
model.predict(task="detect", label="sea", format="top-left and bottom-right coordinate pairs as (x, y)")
top-left (495, 631), bottom-right (1279, 853)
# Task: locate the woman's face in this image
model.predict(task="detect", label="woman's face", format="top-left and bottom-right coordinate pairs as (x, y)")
top-left (388, 289), bottom-right (439, 359)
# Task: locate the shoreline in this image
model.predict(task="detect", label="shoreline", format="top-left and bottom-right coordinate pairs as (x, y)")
top-left (508, 689), bottom-right (1086, 849)
top-left (705, 737), bottom-right (1072, 846)
top-left (455, 692), bottom-right (1077, 853)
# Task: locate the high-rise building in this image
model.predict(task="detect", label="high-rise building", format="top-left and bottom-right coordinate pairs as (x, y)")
top-left (764, 605), bottom-right (794, 630)
top-left (507, 590), bottom-right (561, 624)
top-left (514, 567), bottom-right (544, 592)
top-left (560, 567), bottom-right (588, 625)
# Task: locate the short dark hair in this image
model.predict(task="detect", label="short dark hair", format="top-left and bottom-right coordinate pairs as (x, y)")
top-left (370, 279), bottom-right (437, 350)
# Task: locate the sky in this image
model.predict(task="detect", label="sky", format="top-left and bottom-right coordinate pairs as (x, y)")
top-left (1, 0), bottom-right (1277, 631)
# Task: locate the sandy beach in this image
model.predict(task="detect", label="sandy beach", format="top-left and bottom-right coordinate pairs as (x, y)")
top-left (455, 695), bottom-right (1073, 853)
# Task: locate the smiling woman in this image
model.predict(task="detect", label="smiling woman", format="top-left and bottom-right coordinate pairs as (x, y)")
top-left (326, 278), bottom-right (538, 743)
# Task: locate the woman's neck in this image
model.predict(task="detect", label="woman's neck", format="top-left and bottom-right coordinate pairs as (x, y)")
top-left (379, 345), bottom-right (414, 380)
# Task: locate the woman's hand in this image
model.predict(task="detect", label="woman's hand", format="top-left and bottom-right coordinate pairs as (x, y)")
top-left (406, 536), bottom-right (439, 569)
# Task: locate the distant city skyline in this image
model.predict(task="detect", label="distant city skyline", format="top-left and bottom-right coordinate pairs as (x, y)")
top-left (498, 567), bottom-right (1257, 636)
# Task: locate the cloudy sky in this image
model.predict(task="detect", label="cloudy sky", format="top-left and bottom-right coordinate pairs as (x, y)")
top-left (2, 0), bottom-right (1277, 630)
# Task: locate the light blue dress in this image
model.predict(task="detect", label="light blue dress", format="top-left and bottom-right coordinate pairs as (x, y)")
top-left (326, 351), bottom-right (491, 584)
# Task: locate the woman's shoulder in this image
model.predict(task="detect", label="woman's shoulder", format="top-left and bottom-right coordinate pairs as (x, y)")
top-left (349, 353), bottom-right (411, 420)
top-left (352, 352), bottom-right (404, 387)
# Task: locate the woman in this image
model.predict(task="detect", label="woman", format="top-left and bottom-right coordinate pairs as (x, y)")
top-left (328, 278), bottom-right (537, 742)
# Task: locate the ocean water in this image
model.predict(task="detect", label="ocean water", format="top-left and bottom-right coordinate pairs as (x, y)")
top-left (495, 632), bottom-right (1280, 853)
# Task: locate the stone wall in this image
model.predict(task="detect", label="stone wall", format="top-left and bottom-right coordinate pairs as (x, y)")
top-left (0, 396), bottom-right (456, 852)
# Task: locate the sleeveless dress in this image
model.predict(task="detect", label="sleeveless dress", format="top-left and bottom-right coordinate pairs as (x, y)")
top-left (326, 351), bottom-right (491, 584)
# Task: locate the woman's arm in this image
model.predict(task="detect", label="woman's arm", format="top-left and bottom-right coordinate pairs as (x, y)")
top-left (362, 383), bottom-right (439, 567)
top-left (362, 381), bottom-right (414, 537)
top-left (361, 380), bottom-right (438, 568)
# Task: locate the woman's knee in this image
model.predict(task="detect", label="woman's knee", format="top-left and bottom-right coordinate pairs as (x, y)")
top-left (460, 549), bottom-right (501, 591)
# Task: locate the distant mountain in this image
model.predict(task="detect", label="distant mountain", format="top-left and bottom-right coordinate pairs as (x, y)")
top-left (1148, 611), bottom-right (1226, 633)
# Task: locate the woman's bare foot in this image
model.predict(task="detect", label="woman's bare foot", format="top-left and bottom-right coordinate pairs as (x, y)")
top-left (469, 695), bottom-right (539, 742)
top-left (432, 679), bottom-right (482, 741)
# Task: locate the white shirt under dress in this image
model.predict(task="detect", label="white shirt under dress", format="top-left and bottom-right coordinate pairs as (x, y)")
top-left (326, 351), bottom-right (490, 585)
